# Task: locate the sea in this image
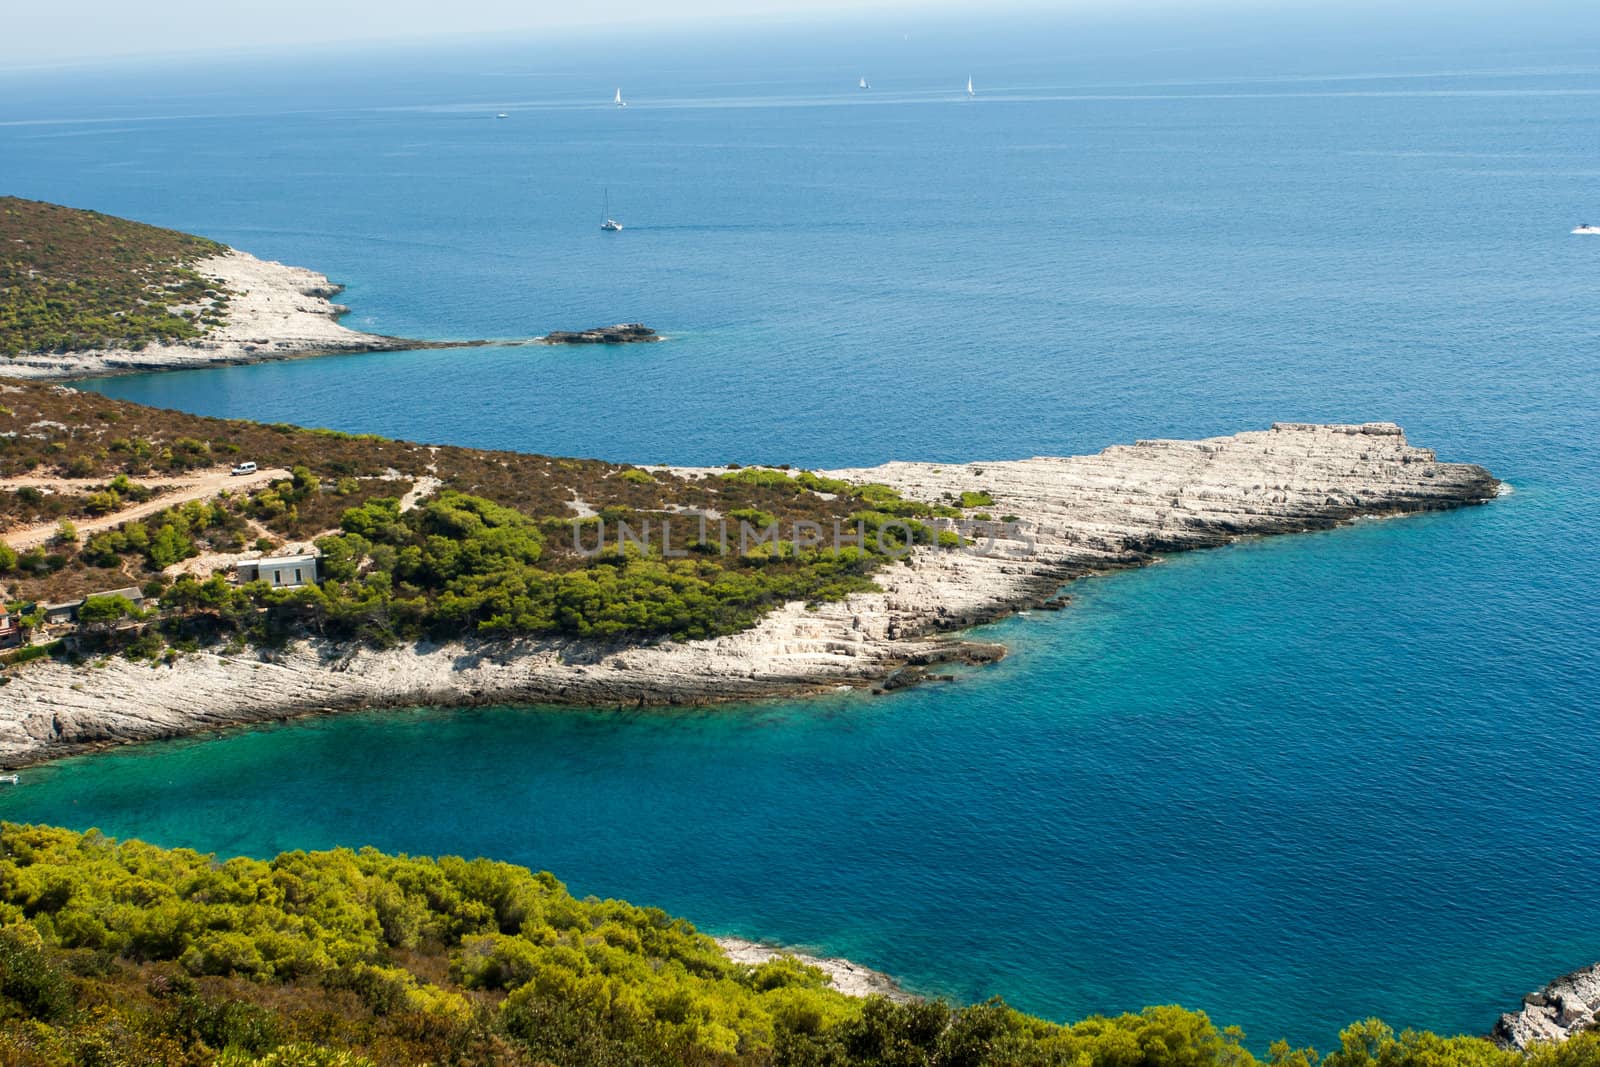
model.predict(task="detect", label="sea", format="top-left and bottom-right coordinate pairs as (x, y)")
top-left (1, 3), bottom-right (1598, 1049)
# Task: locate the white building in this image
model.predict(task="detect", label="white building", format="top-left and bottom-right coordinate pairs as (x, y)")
top-left (238, 553), bottom-right (319, 589)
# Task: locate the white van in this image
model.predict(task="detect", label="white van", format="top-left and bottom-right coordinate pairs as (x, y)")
top-left (231, 461), bottom-right (258, 476)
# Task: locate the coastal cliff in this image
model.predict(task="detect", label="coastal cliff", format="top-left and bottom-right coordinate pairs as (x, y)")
top-left (1495, 964), bottom-right (1600, 1049)
top-left (0, 421), bottom-right (1498, 767)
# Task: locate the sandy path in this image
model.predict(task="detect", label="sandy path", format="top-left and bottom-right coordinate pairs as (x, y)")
top-left (398, 475), bottom-right (440, 512)
top-left (1, 467), bottom-right (290, 551)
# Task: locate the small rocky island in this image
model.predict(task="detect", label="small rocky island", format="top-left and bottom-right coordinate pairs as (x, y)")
top-left (540, 323), bottom-right (661, 345)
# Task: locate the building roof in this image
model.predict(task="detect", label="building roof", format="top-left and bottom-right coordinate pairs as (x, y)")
top-left (40, 587), bottom-right (144, 613)
top-left (251, 553), bottom-right (319, 568)
top-left (90, 587), bottom-right (145, 602)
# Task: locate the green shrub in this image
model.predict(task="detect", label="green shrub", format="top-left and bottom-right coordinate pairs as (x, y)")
top-left (794, 471), bottom-right (855, 496)
top-left (720, 468), bottom-right (794, 490)
top-left (215, 1044), bottom-right (372, 1067)
top-left (82, 489), bottom-right (121, 515)
top-left (1, 641), bottom-right (60, 667)
top-left (0, 927), bottom-right (73, 1022)
top-left (728, 507), bottom-right (777, 529)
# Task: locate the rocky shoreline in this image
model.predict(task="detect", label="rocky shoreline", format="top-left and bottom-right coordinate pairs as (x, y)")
top-left (0, 248), bottom-right (663, 381)
top-left (714, 938), bottom-right (913, 1002)
top-left (0, 421), bottom-right (1498, 768)
top-left (1494, 963), bottom-right (1600, 1049)
top-left (0, 249), bottom-right (488, 381)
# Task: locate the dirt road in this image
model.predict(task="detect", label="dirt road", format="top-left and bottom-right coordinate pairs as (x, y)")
top-left (1, 467), bottom-right (290, 551)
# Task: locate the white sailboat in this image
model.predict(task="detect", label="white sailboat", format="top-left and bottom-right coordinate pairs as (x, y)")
top-left (858, 77), bottom-right (870, 90)
top-left (966, 76), bottom-right (975, 98)
top-left (601, 189), bottom-right (622, 232)
top-left (614, 87), bottom-right (627, 108)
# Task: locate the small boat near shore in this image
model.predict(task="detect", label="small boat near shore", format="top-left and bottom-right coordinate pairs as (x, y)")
top-left (0, 774), bottom-right (18, 785)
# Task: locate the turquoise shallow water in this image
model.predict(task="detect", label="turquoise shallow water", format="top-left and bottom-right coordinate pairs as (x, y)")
top-left (2, 7), bottom-right (1599, 1049)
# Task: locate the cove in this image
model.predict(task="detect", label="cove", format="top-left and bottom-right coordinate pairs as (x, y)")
top-left (3, 498), bottom-right (1594, 1049)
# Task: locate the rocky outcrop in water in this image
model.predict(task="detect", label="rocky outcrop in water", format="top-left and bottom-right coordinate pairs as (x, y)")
top-left (541, 324), bottom-right (660, 345)
top-left (0, 422), bottom-right (1498, 767)
top-left (1494, 963), bottom-right (1600, 1049)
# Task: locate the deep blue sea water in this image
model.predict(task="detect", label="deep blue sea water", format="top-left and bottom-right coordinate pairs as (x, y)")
top-left (2, 6), bottom-right (1599, 1049)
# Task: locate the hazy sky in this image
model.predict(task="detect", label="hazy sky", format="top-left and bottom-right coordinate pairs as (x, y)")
top-left (9, 0), bottom-right (1586, 68)
top-left (7, 0), bottom-right (998, 65)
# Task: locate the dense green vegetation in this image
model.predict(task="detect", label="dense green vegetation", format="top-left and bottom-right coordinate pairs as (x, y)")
top-left (127, 491), bottom-right (887, 649)
top-left (0, 197), bottom-right (230, 356)
top-left (0, 824), bottom-right (1593, 1067)
top-left (1, 385), bottom-right (981, 652)
top-left (306, 491), bottom-right (887, 642)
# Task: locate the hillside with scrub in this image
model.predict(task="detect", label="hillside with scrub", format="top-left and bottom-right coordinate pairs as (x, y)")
top-left (0, 823), bottom-right (1593, 1067)
top-left (0, 197), bottom-right (231, 357)
top-left (0, 382), bottom-right (975, 659)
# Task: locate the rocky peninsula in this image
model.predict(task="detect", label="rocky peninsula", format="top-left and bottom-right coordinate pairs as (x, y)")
top-left (0, 421), bottom-right (1498, 767)
top-left (0, 248), bottom-right (444, 380)
top-left (0, 251), bottom-right (664, 380)
top-left (3, 197), bottom-right (632, 379)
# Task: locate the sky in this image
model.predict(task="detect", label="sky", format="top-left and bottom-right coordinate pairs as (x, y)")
top-left (2, 0), bottom-right (1347, 67)
top-left (6, 0), bottom-right (1593, 68)
top-left (8, 0), bottom-right (970, 65)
